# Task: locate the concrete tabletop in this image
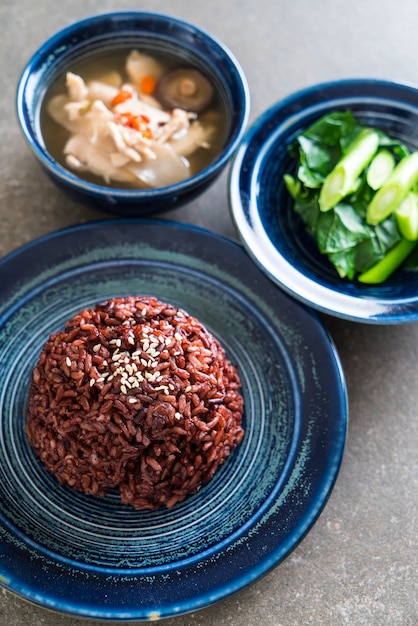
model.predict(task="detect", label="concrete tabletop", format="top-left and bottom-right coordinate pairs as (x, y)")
top-left (0, 1), bottom-right (416, 624)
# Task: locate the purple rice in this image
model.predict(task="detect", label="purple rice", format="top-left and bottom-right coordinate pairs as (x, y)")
top-left (27, 296), bottom-right (244, 510)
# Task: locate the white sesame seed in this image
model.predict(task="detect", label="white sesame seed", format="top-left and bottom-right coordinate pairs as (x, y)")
top-left (93, 344), bottom-right (101, 353)
top-left (128, 335), bottom-right (135, 345)
top-left (185, 385), bottom-right (192, 392)
top-left (141, 307), bottom-right (147, 316)
top-left (65, 357), bottom-right (72, 367)
top-left (90, 378), bottom-right (95, 387)
top-left (175, 412), bottom-right (182, 420)
top-left (169, 383), bottom-right (175, 390)
top-left (141, 358), bottom-right (148, 367)
top-left (128, 397), bottom-right (138, 403)
top-left (174, 333), bottom-right (182, 341)
top-left (96, 377), bottom-right (105, 383)
top-left (121, 385), bottom-right (127, 394)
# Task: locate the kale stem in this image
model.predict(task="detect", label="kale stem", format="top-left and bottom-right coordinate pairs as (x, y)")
top-left (357, 238), bottom-right (417, 284)
top-left (319, 129), bottom-right (379, 212)
top-left (366, 152), bottom-right (418, 225)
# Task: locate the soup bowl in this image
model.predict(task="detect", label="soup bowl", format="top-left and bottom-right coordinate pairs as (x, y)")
top-left (16, 11), bottom-right (250, 217)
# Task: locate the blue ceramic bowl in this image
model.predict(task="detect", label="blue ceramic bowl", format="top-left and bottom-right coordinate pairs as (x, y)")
top-left (16, 11), bottom-right (249, 217)
top-left (229, 79), bottom-right (418, 324)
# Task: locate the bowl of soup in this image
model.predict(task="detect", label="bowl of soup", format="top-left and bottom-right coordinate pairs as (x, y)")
top-left (16, 11), bottom-right (250, 216)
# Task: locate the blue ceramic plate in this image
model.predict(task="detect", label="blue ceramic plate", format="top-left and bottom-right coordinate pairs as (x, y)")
top-left (0, 220), bottom-right (347, 621)
top-left (229, 78), bottom-right (418, 323)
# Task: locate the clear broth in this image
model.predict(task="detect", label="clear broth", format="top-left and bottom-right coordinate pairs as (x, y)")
top-left (40, 48), bottom-right (229, 189)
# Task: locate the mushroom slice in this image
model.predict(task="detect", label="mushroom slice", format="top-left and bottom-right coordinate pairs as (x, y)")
top-left (126, 143), bottom-right (190, 187)
top-left (64, 134), bottom-right (136, 184)
top-left (155, 68), bottom-right (215, 113)
top-left (87, 80), bottom-right (120, 108)
top-left (66, 72), bottom-right (89, 101)
top-left (126, 50), bottom-right (164, 92)
top-left (48, 95), bottom-right (82, 133)
top-left (169, 119), bottom-right (215, 157)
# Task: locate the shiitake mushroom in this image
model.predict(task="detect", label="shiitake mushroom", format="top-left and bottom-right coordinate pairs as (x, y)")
top-left (155, 68), bottom-right (215, 113)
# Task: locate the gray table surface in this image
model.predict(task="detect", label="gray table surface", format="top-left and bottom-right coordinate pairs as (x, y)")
top-left (1, 1), bottom-right (417, 625)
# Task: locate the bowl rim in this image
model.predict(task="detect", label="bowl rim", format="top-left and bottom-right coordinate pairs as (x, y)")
top-left (16, 10), bottom-right (250, 199)
top-left (228, 77), bottom-right (418, 324)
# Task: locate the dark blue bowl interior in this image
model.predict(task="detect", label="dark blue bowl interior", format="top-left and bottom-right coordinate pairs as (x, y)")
top-left (230, 79), bottom-right (418, 323)
top-left (17, 12), bottom-right (249, 216)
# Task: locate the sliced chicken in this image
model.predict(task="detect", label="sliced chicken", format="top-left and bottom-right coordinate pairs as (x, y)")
top-left (47, 51), bottom-right (215, 188)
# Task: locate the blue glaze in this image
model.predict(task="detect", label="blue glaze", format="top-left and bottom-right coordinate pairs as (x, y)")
top-left (0, 220), bottom-right (347, 620)
top-left (16, 12), bottom-right (250, 217)
top-left (229, 78), bottom-right (418, 323)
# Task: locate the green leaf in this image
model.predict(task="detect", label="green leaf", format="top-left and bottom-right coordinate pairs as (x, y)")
top-left (283, 109), bottom-right (413, 282)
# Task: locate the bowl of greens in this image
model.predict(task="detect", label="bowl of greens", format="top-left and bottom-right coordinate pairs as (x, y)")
top-left (228, 78), bottom-right (418, 323)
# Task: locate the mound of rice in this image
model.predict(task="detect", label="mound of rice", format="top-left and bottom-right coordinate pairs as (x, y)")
top-left (27, 296), bottom-right (244, 510)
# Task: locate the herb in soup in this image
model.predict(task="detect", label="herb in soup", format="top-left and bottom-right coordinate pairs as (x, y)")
top-left (284, 110), bottom-right (418, 283)
top-left (43, 50), bottom-right (226, 189)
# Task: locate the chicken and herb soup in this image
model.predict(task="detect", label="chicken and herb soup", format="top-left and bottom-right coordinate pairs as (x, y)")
top-left (41, 49), bottom-right (229, 189)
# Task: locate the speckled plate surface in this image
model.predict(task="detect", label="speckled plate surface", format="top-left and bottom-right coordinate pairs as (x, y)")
top-left (0, 220), bottom-right (347, 621)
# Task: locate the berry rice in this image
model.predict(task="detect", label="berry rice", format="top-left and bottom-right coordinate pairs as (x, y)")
top-left (27, 296), bottom-right (244, 510)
